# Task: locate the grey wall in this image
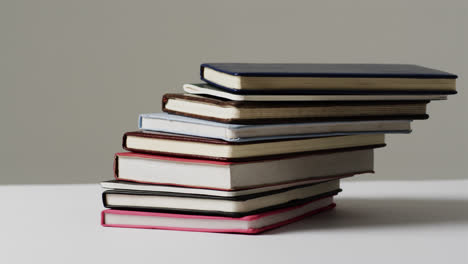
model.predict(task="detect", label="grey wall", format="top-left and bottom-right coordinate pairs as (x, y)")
top-left (1, 0), bottom-right (466, 184)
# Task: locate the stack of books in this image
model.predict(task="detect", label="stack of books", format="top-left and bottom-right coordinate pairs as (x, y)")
top-left (101, 63), bottom-right (457, 234)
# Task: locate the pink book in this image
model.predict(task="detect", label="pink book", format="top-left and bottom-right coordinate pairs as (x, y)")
top-left (101, 196), bottom-right (336, 234)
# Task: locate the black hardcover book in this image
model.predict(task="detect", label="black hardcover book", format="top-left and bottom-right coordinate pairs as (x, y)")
top-left (200, 63), bottom-right (457, 94)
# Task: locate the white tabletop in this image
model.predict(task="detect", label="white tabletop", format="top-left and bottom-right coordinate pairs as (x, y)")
top-left (1, 180), bottom-right (467, 264)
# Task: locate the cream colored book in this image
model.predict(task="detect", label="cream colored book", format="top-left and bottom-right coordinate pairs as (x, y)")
top-left (162, 93), bottom-right (429, 124)
top-left (112, 149), bottom-right (374, 190)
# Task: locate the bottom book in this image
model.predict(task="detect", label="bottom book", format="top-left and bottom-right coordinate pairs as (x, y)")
top-left (101, 196), bottom-right (335, 234)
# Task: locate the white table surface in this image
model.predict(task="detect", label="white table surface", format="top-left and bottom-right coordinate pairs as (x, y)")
top-left (1, 180), bottom-right (467, 264)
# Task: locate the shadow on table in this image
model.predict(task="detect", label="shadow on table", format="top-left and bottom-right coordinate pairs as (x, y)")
top-left (266, 197), bottom-right (468, 234)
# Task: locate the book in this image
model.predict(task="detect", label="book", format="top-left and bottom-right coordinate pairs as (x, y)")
top-left (102, 180), bottom-right (340, 217)
top-left (162, 94), bottom-right (429, 124)
top-left (122, 131), bottom-right (385, 161)
top-left (139, 113), bottom-right (411, 142)
top-left (184, 83), bottom-right (448, 101)
top-left (101, 196), bottom-right (336, 234)
top-left (200, 63), bottom-right (457, 94)
top-left (113, 149), bottom-right (374, 190)
top-left (102, 176), bottom-right (348, 197)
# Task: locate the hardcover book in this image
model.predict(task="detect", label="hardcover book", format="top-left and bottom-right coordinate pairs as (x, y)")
top-left (113, 149), bottom-right (374, 190)
top-left (101, 196), bottom-right (336, 234)
top-left (162, 93), bottom-right (429, 124)
top-left (200, 63), bottom-right (457, 94)
top-left (184, 83), bottom-right (448, 101)
top-left (139, 113), bottom-right (411, 142)
top-left (102, 176), bottom-right (348, 197)
top-left (102, 180), bottom-right (341, 217)
top-left (122, 131), bottom-right (385, 161)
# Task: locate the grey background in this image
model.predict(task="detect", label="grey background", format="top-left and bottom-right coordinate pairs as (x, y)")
top-left (0, 0), bottom-right (466, 184)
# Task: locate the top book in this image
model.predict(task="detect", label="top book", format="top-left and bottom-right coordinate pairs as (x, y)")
top-left (200, 63), bottom-right (457, 94)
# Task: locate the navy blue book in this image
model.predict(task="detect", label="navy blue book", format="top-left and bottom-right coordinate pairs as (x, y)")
top-left (200, 63), bottom-right (457, 95)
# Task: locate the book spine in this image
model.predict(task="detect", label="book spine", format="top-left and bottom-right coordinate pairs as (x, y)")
top-left (113, 154), bottom-right (119, 181)
top-left (138, 114), bottom-right (143, 129)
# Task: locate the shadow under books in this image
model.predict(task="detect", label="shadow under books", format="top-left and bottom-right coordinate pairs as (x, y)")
top-left (265, 197), bottom-right (468, 234)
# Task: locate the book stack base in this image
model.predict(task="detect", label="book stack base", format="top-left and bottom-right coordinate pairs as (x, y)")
top-left (102, 197), bottom-right (336, 234)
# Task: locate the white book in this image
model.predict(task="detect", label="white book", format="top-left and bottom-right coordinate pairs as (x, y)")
top-left (139, 113), bottom-right (410, 142)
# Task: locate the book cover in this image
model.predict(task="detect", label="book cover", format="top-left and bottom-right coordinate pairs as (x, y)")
top-left (202, 63), bottom-right (457, 78)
